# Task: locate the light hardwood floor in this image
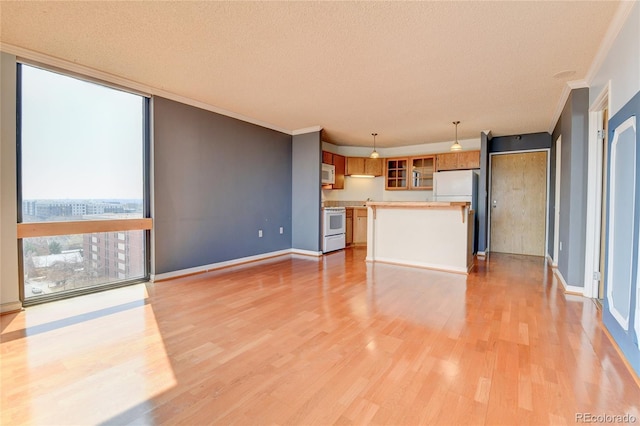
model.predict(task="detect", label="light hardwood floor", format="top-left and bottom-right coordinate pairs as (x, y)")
top-left (2, 248), bottom-right (639, 425)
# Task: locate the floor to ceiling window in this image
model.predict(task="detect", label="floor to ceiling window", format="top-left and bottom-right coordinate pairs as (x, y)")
top-left (17, 64), bottom-right (151, 304)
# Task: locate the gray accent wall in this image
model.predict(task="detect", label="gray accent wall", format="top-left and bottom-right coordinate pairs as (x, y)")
top-left (552, 88), bottom-right (590, 288)
top-left (152, 96), bottom-right (292, 275)
top-left (477, 131), bottom-right (490, 252)
top-left (292, 132), bottom-right (321, 252)
top-left (489, 132), bottom-right (551, 153)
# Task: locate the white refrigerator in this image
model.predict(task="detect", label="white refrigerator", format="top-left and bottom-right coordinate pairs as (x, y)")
top-left (433, 170), bottom-right (478, 209)
top-left (433, 170), bottom-right (478, 252)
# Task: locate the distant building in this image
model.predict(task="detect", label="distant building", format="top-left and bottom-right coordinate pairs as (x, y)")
top-left (21, 200), bottom-right (142, 221)
top-left (82, 230), bottom-right (144, 281)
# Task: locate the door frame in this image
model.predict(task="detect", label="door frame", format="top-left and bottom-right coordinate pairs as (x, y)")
top-left (487, 148), bottom-right (551, 256)
top-left (584, 83), bottom-right (610, 298)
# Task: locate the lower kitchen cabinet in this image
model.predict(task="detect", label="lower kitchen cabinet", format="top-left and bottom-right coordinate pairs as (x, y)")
top-left (353, 208), bottom-right (368, 245)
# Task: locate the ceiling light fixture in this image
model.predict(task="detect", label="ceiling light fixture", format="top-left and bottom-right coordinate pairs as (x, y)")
top-left (450, 121), bottom-right (462, 152)
top-left (370, 133), bottom-right (380, 159)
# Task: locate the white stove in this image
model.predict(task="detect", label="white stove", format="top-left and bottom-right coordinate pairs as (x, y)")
top-left (322, 207), bottom-right (346, 253)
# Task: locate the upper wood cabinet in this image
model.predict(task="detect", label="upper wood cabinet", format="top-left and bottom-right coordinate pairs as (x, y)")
top-left (385, 158), bottom-right (409, 190)
top-left (322, 151), bottom-right (333, 164)
top-left (321, 151), bottom-right (345, 190)
top-left (457, 150), bottom-right (481, 170)
top-left (346, 157), bottom-right (383, 176)
top-left (332, 154), bottom-right (345, 189)
top-left (409, 156), bottom-right (435, 189)
top-left (436, 150), bottom-right (480, 171)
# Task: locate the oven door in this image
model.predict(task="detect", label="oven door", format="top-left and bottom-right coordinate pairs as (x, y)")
top-left (324, 210), bottom-right (346, 236)
top-left (323, 233), bottom-right (346, 253)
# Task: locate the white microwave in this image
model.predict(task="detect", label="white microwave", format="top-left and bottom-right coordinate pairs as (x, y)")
top-left (322, 163), bottom-right (335, 185)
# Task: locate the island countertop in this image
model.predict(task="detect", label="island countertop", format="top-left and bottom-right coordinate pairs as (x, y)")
top-left (366, 201), bottom-right (472, 223)
top-left (366, 201), bottom-right (470, 208)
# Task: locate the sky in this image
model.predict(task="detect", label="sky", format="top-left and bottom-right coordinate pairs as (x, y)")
top-left (21, 65), bottom-right (144, 200)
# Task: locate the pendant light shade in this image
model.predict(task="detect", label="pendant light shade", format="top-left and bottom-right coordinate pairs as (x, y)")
top-left (450, 121), bottom-right (462, 152)
top-left (370, 133), bottom-right (380, 158)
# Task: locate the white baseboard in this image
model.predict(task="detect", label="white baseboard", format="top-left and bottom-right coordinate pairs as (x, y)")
top-left (366, 256), bottom-right (469, 275)
top-left (0, 301), bottom-right (23, 315)
top-left (546, 254), bottom-right (558, 268)
top-left (151, 249), bottom-right (292, 282)
top-left (291, 249), bottom-right (323, 257)
top-left (553, 268), bottom-right (584, 295)
top-left (477, 251), bottom-right (487, 257)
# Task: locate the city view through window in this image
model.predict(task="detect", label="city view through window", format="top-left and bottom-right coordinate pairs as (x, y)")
top-left (21, 200), bottom-right (144, 297)
top-left (19, 65), bottom-right (147, 299)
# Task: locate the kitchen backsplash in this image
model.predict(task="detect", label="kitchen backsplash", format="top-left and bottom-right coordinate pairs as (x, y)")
top-left (322, 176), bottom-right (433, 203)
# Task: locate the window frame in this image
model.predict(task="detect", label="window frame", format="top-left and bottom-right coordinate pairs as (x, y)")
top-left (16, 62), bottom-right (152, 305)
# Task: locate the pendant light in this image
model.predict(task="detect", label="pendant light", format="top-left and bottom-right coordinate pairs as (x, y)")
top-left (450, 121), bottom-right (462, 152)
top-left (370, 133), bottom-right (380, 159)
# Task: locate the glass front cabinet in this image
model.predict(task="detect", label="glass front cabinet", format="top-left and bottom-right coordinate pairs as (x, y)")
top-left (385, 156), bottom-right (435, 190)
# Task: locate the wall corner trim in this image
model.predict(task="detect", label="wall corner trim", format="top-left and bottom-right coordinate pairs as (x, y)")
top-left (567, 79), bottom-right (589, 89)
top-left (548, 84), bottom-right (572, 133)
top-left (292, 126), bottom-right (323, 136)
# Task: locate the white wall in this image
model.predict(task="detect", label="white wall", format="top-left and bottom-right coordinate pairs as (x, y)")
top-left (590, 2), bottom-right (640, 115)
top-left (322, 138), bottom-right (480, 202)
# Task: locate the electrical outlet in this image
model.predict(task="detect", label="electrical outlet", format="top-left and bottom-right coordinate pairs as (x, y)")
top-left (559, 241), bottom-right (562, 251)
top-left (258, 230), bottom-right (263, 238)
top-left (279, 227), bottom-right (284, 234)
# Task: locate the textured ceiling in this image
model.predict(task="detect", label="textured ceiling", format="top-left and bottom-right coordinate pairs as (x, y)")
top-left (0, 1), bottom-right (619, 148)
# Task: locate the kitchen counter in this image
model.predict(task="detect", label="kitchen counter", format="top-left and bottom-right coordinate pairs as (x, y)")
top-left (365, 201), bottom-right (474, 274)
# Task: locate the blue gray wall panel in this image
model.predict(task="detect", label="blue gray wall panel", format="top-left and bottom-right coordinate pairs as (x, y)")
top-left (152, 97), bottom-right (292, 275)
top-left (603, 90), bottom-right (640, 378)
top-left (552, 88), bottom-right (589, 288)
top-left (292, 132), bottom-right (321, 252)
top-left (477, 132), bottom-right (489, 253)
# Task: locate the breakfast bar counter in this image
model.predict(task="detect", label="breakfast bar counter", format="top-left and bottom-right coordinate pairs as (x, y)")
top-left (365, 201), bottom-right (474, 274)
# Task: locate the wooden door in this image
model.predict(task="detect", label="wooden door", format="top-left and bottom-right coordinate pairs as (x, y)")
top-left (490, 151), bottom-right (547, 256)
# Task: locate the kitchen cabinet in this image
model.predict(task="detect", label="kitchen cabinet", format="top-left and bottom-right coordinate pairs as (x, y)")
top-left (346, 208), bottom-right (353, 245)
top-left (457, 151), bottom-right (481, 169)
top-left (409, 156), bottom-right (435, 189)
top-left (353, 208), bottom-right (368, 244)
top-left (322, 151), bottom-right (333, 164)
top-left (385, 158), bottom-right (409, 190)
top-left (436, 150), bottom-right (480, 171)
top-left (321, 151), bottom-right (345, 190)
top-left (346, 157), bottom-right (383, 176)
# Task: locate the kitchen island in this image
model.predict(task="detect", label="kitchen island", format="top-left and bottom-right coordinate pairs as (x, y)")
top-left (366, 201), bottom-right (474, 274)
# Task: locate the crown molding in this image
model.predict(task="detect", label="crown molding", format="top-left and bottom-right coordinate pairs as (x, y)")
top-left (0, 43), bottom-right (293, 135)
top-left (292, 126), bottom-right (323, 136)
top-left (567, 79), bottom-right (589, 89)
top-left (548, 1), bottom-right (636, 134)
top-left (548, 83), bottom-right (572, 133)
top-left (584, 0), bottom-right (637, 86)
